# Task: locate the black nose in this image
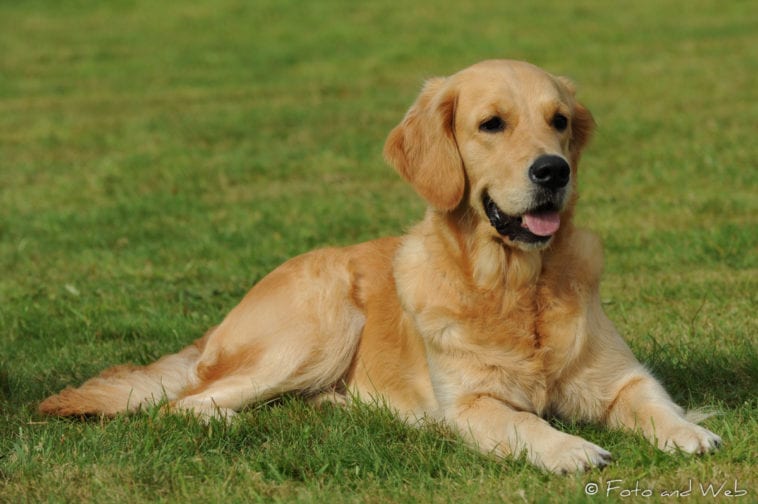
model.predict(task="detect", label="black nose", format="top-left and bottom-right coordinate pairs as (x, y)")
top-left (528, 155), bottom-right (571, 190)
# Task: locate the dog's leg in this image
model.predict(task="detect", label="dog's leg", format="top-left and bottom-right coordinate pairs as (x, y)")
top-left (586, 302), bottom-right (722, 454)
top-left (167, 247), bottom-right (367, 421)
top-left (551, 291), bottom-right (722, 455)
top-left (170, 372), bottom-right (284, 421)
top-left (451, 395), bottom-right (612, 474)
top-left (169, 336), bottom-right (356, 421)
top-left (604, 373), bottom-right (722, 454)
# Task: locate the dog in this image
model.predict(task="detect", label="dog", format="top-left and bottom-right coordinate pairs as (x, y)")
top-left (39, 59), bottom-right (721, 473)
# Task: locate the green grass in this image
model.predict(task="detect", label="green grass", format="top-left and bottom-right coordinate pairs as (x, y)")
top-left (1, 0), bottom-right (756, 502)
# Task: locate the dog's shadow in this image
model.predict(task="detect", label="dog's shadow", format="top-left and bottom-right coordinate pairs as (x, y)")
top-left (638, 344), bottom-right (756, 410)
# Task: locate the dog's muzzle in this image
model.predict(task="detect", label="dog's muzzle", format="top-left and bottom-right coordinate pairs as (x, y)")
top-left (483, 155), bottom-right (570, 244)
top-left (483, 192), bottom-right (562, 244)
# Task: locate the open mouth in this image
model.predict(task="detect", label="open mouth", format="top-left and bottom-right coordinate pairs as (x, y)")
top-left (482, 192), bottom-right (561, 244)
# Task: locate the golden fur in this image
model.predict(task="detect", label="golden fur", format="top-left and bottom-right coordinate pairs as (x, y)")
top-left (40, 60), bottom-right (720, 473)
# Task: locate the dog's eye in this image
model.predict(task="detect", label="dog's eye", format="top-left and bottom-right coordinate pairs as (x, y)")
top-left (552, 113), bottom-right (569, 132)
top-left (479, 116), bottom-right (506, 133)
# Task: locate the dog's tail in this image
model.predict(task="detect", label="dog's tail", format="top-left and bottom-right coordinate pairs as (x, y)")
top-left (38, 331), bottom-right (211, 417)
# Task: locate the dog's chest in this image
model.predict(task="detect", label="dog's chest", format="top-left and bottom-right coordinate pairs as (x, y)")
top-left (469, 286), bottom-right (542, 349)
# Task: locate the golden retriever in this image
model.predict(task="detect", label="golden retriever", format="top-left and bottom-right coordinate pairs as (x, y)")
top-left (40, 59), bottom-right (721, 473)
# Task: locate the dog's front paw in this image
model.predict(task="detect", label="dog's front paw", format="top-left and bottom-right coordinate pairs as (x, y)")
top-left (659, 422), bottom-right (721, 455)
top-left (536, 434), bottom-right (613, 474)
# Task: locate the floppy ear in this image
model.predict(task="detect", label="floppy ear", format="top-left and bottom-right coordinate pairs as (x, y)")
top-left (557, 76), bottom-right (596, 162)
top-left (570, 101), bottom-right (595, 159)
top-left (383, 77), bottom-right (465, 211)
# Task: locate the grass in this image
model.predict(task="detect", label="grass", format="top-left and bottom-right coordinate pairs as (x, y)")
top-left (0, 0), bottom-right (755, 502)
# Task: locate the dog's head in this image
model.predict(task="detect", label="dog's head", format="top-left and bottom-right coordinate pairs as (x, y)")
top-left (385, 59), bottom-right (594, 250)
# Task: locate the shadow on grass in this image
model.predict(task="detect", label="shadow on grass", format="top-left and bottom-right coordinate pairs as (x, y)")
top-left (640, 342), bottom-right (757, 409)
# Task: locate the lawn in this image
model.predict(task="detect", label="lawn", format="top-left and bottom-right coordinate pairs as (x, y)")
top-left (1, 0), bottom-right (755, 502)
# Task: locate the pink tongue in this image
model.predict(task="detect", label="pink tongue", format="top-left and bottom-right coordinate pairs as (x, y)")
top-left (522, 212), bottom-right (561, 236)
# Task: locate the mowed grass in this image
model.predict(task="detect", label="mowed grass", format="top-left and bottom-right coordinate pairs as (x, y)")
top-left (1, 0), bottom-right (755, 502)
